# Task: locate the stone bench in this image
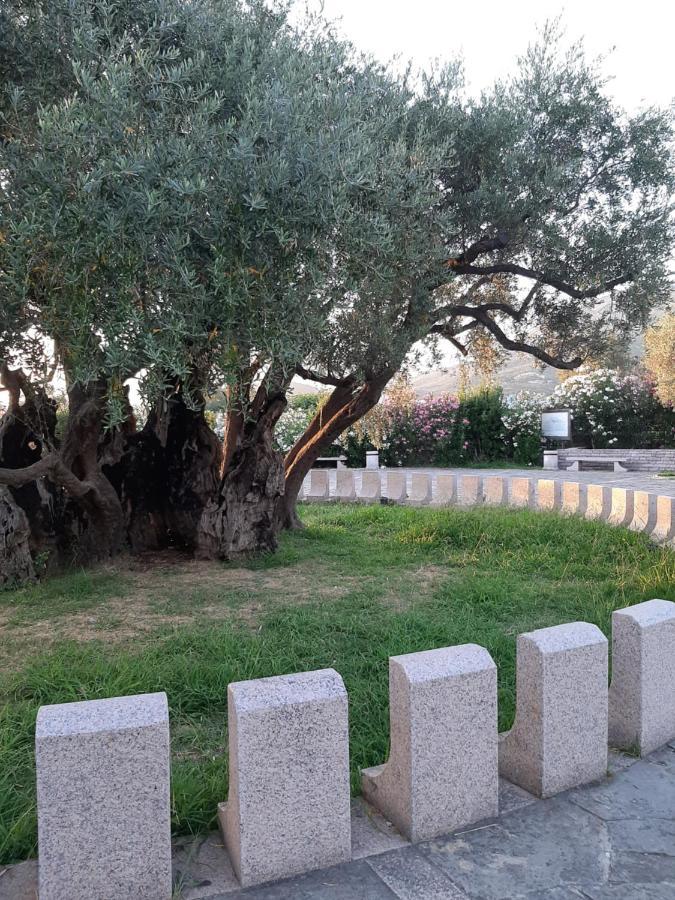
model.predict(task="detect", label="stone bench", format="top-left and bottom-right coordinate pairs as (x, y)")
top-left (567, 456), bottom-right (628, 472)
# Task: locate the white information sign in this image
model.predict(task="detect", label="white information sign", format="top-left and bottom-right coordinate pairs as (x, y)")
top-left (541, 409), bottom-right (571, 441)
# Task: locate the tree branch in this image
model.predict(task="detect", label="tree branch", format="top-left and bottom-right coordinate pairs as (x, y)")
top-left (0, 453), bottom-right (93, 498)
top-left (450, 264), bottom-right (630, 300)
top-left (446, 306), bottom-right (582, 369)
top-left (294, 365), bottom-right (354, 388)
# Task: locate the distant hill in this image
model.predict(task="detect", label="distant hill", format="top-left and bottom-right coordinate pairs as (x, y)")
top-left (291, 353), bottom-right (565, 400)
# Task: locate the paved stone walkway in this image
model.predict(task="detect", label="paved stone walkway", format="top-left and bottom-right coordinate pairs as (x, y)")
top-left (310, 466), bottom-right (675, 499)
top-left (4, 743), bottom-right (674, 899)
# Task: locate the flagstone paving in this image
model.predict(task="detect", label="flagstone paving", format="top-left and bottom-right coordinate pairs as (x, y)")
top-left (3, 744), bottom-right (674, 899)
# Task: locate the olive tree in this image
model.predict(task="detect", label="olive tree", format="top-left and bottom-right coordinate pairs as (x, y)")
top-left (1, 0), bottom-right (418, 563)
top-left (279, 31), bottom-right (674, 526)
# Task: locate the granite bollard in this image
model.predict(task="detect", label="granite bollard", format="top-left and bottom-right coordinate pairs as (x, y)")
top-left (608, 488), bottom-right (634, 528)
top-left (409, 473), bottom-right (432, 506)
top-left (307, 469), bottom-right (330, 500)
top-left (433, 473), bottom-right (456, 506)
top-left (561, 481), bottom-right (586, 516)
top-left (585, 484), bottom-right (611, 521)
top-left (36, 692), bottom-right (172, 900)
top-left (536, 478), bottom-right (561, 511)
top-left (509, 477), bottom-right (533, 508)
top-left (653, 495), bottom-right (675, 544)
top-left (609, 599), bottom-right (675, 756)
top-left (386, 471), bottom-right (407, 503)
top-left (629, 491), bottom-right (658, 535)
top-left (358, 470), bottom-right (381, 502)
top-left (483, 475), bottom-right (507, 506)
top-left (499, 622), bottom-right (608, 798)
top-left (361, 645), bottom-right (498, 842)
top-left (458, 474), bottom-right (482, 506)
top-left (335, 469), bottom-right (356, 501)
top-left (219, 669), bottom-right (351, 887)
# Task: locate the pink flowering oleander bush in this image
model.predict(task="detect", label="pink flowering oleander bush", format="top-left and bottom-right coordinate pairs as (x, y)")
top-left (375, 388), bottom-right (506, 466)
top-left (551, 369), bottom-right (675, 450)
top-left (337, 371), bottom-right (675, 468)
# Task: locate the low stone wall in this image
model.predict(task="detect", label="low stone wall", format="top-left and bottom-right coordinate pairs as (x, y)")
top-left (300, 471), bottom-right (675, 547)
top-left (558, 448), bottom-right (675, 472)
top-left (34, 600), bottom-right (675, 894)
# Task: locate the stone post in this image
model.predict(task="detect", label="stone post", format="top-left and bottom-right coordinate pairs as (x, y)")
top-left (307, 469), bottom-right (330, 500)
top-left (386, 471), bottom-right (407, 503)
top-left (561, 481), bottom-right (586, 516)
top-left (366, 450), bottom-right (380, 470)
top-left (509, 477), bottom-right (534, 508)
top-left (609, 599), bottom-right (675, 756)
top-left (653, 495), bottom-right (675, 544)
top-left (335, 469), bottom-right (356, 501)
top-left (458, 474), bottom-right (482, 506)
top-left (483, 475), bottom-right (507, 506)
top-left (543, 450), bottom-right (559, 470)
top-left (585, 484), bottom-right (611, 521)
top-left (36, 693), bottom-right (172, 900)
top-left (358, 471), bottom-right (381, 502)
top-left (219, 669), bottom-right (351, 887)
top-left (361, 645), bottom-right (498, 842)
top-left (536, 479), bottom-right (561, 511)
top-left (433, 474), bottom-right (456, 506)
top-left (607, 488), bottom-right (634, 528)
top-left (630, 491), bottom-right (658, 535)
top-left (499, 622), bottom-right (608, 798)
top-left (409, 473), bottom-right (432, 506)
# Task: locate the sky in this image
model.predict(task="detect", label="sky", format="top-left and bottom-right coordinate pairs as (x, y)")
top-left (307, 0), bottom-right (675, 114)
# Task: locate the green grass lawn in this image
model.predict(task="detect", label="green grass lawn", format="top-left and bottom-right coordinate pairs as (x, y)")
top-left (0, 503), bottom-right (673, 865)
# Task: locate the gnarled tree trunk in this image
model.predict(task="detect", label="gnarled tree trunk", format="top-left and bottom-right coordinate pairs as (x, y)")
top-left (279, 372), bottom-right (393, 529)
top-left (111, 389), bottom-right (222, 553)
top-left (0, 365), bottom-right (60, 569)
top-left (0, 486), bottom-right (36, 585)
top-left (197, 392), bottom-right (287, 559)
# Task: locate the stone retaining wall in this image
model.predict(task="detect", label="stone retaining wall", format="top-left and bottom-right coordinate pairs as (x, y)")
top-left (34, 600), bottom-right (675, 895)
top-left (301, 471), bottom-right (675, 547)
top-left (558, 448), bottom-right (675, 472)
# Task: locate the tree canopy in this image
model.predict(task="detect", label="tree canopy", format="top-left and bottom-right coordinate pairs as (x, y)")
top-left (1, 0), bottom-right (673, 575)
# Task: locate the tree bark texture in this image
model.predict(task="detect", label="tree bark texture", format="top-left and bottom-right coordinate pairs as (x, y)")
top-left (0, 486), bottom-right (36, 585)
top-left (197, 393), bottom-right (287, 559)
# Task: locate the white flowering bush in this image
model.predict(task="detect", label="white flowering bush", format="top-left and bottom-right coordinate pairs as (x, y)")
top-left (501, 392), bottom-right (547, 464)
top-left (275, 402), bottom-right (317, 453)
top-left (550, 369), bottom-right (672, 448)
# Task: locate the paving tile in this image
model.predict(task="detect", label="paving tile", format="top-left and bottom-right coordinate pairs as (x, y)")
top-left (608, 817), bottom-right (675, 856)
top-left (173, 832), bottom-right (240, 897)
top-left (350, 798), bottom-right (408, 861)
top-left (643, 745), bottom-right (675, 773)
top-left (498, 777), bottom-right (538, 815)
top-left (366, 845), bottom-right (468, 899)
top-left (235, 859), bottom-right (398, 900)
top-left (524, 886), bottom-right (674, 899)
top-left (609, 851), bottom-right (675, 885)
top-left (579, 885), bottom-right (675, 899)
top-left (567, 758), bottom-right (675, 821)
top-left (417, 797), bottom-right (609, 899)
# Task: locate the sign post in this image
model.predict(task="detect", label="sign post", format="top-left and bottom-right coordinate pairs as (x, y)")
top-left (541, 409), bottom-right (572, 470)
top-left (541, 409), bottom-right (572, 442)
